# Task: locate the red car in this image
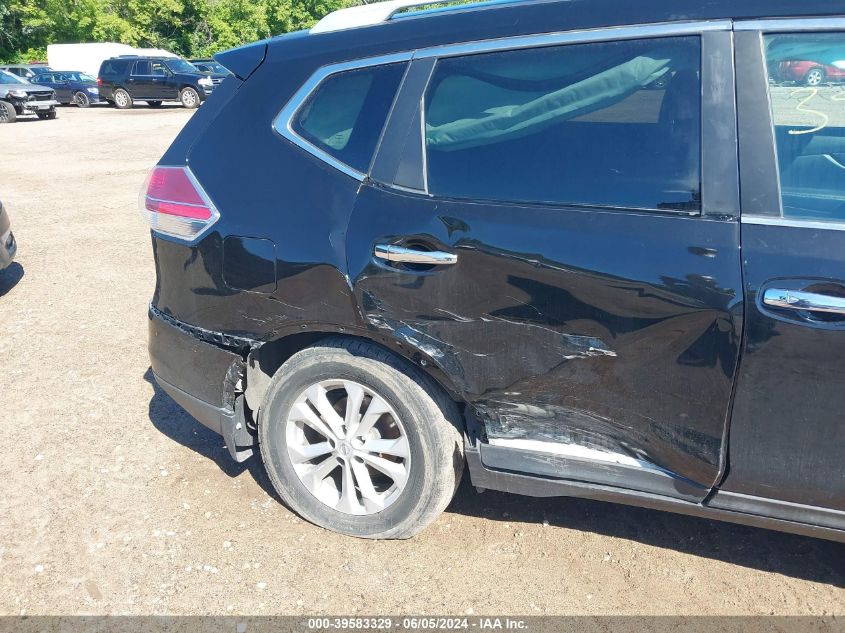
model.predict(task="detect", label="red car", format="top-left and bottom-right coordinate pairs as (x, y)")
top-left (777, 59), bottom-right (845, 85)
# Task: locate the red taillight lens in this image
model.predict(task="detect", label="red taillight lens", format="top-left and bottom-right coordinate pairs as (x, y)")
top-left (140, 166), bottom-right (219, 241)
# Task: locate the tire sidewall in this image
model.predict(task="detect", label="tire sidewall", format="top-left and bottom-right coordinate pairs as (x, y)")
top-left (180, 87), bottom-right (200, 109)
top-left (114, 89), bottom-right (131, 109)
top-left (260, 352), bottom-right (445, 538)
top-left (0, 100), bottom-right (14, 123)
top-left (74, 91), bottom-right (90, 107)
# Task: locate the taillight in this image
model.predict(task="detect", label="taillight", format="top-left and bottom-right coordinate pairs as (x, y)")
top-left (140, 166), bottom-right (219, 241)
top-left (97, 77), bottom-right (102, 86)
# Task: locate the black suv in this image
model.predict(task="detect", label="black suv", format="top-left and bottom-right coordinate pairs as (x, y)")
top-left (98, 56), bottom-right (220, 109)
top-left (145, 0), bottom-right (845, 542)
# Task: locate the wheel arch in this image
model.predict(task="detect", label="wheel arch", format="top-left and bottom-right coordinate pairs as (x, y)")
top-left (244, 326), bottom-right (466, 422)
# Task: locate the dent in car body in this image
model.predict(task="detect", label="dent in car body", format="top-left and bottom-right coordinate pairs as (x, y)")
top-left (346, 185), bottom-right (743, 489)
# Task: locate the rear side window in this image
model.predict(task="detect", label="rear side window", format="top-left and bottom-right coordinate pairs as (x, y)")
top-left (101, 59), bottom-right (128, 76)
top-left (291, 63), bottom-right (406, 174)
top-left (424, 37), bottom-right (701, 210)
top-left (764, 32), bottom-right (845, 222)
top-left (133, 60), bottom-right (151, 76)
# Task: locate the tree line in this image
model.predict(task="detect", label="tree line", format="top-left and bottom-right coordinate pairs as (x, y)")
top-left (0, 0), bottom-right (359, 63)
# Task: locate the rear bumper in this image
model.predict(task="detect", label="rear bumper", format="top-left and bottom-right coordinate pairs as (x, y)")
top-left (148, 305), bottom-right (245, 414)
top-left (148, 306), bottom-right (258, 460)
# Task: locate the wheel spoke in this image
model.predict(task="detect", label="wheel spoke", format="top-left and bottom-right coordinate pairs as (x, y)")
top-left (290, 402), bottom-right (337, 441)
top-left (288, 441), bottom-right (332, 464)
top-left (306, 384), bottom-right (346, 438)
top-left (353, 396), bottom-right (391, 439)
top-left (350, 460), bottom-right (384, 507)
top-left (302, 455), bottom-right (339, 490)
top-left (337, 460), bottom-right (361, 513)
top-left (362, 437), bottom-right (409, 459)
top-left (356, 452), bottom-right (408, 488)
top-left (342, 381), bottom-right (366, 436)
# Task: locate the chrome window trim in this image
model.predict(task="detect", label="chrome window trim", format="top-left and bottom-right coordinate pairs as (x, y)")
top-left (412, 20), bottom-right (730, 60)
top-left (735, 17), bottom-right (845, 32)
top-left (272, 51), bottom-right (413, 182)
top-left (742, 216), bottom-right (845, 232)
top-left (273, 20), bottom-right (730, 181)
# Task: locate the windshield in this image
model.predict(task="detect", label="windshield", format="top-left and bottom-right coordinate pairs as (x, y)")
top-left (0, 70), bottom-right (28, 85)
top-left (65, 72), bottom-right (96, 82)
top-left (202, 62), bottom-right (227, 74)
top-left (165, 59), bottom-right (200, 74)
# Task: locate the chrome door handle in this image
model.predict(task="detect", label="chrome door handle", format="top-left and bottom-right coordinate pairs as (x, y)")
top-left (763, 288), bottom-right (845, 314)
top-left (374, 244), bottom-right (457, 265)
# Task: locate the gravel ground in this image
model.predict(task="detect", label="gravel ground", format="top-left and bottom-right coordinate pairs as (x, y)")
top-left (0, 105), bottom-right (843, 617)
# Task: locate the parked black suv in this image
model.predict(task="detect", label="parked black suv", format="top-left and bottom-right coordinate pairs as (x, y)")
top-left (98, 56), bottom-right (219, 109)
top-left (145, 0), bottom-right (845, 541)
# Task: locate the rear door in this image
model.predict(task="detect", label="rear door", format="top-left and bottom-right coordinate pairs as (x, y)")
top-left (345, 26), bottom-right (744, 499)
top-left (718, 24), bottom-right (845, 518)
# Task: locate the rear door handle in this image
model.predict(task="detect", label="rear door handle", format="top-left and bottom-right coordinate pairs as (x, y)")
top-left (374, 244), bottom-right (457, 265)
top-left (763, 288), bottom-right (845, 315)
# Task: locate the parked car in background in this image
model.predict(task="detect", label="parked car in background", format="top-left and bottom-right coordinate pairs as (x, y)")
top-left (143, 0), bottom-right (845, 543)
top-left (0, 70), bottom-right (59, 122)
top-left (0, 64), bottom-right (52, 80)
top-left (30, 70), bottom-right (101, 107)
top-left (775, 59), bottom-right (845, 85)
top-left (98, 56), bottom-right (216, 109)
top-left (0, 199), bottom-right (16, 272)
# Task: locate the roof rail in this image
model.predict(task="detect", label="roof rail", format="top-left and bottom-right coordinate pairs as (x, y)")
top-left (311, 0), bottom-right (467, 34)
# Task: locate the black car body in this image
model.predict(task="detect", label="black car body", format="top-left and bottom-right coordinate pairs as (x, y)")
top-left (145, 0), bottom-right (845, 541)
top-left (0, 70), bottom-right (59, 122)
top-left (0, 199), bottom-right (17, 271)
top-left (98, 56), bottom-right (217, 109)
top-left (30, 70), bottom-right (101, 107)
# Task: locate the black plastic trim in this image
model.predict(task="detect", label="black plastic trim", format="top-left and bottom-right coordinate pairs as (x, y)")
top-left (466, 447), bottom-right (845, 542)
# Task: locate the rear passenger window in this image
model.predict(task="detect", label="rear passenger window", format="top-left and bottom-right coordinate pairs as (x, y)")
top-left (764, 32), bottom-right (845, 222)
top-left (133, 61), bottom-right (151, 76)
top-left (292, 63), bottom-right (406, 174)
top-left (424, 37), bottom-right (701, 210)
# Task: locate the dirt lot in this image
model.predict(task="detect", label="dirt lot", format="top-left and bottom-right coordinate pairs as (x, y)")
top-left (0, 105), bottom-right (843, 617)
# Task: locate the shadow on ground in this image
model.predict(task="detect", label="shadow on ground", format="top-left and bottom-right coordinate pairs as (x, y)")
top-left (144, 364), bottom-right (844, 585)
top-left (0, 262), bottom-right (24, 296)
top-left (448, 476), bottom-right (845, 586)
top-left (143, 368), bottom-right (279, 500)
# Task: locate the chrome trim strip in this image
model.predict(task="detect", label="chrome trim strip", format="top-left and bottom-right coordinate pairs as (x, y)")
top-left (741, 215), bottom-right (845, 232)
top-left (272, 51), bottom-right (414, 182)
top-left (412, 20), bottom-right (731, 59)
top-left (763, 288), bottom-right (845, 314)
top-left (735, 17), bottom-right (845, 32)
top-left (374, 243), bottom-right (458, 265)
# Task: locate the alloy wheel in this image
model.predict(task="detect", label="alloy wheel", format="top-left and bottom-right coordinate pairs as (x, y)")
top-left (285, 380), bottom-right (411, 516)
top-left (74, 91), bottom-right (90, 107)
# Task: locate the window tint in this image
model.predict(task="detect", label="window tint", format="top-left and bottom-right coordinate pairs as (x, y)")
top-left (133, 60), bottom-right (151, 75)
top-left (101, 60), bottom-right (127, 76)
top-left (765, 33), bottom-right (845, 222)
top-left (151, 61), bottom-right (167, 76)
top-left (292, 63), bottom-right (406, 174)
top-left (424, 37), bottom-right (701, 210)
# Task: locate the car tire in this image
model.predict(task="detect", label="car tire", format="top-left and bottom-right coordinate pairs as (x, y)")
top-left (0, 100), bottom-right (16, 124)
top-left (36, 109), bottom-right (57, 120)
top-left (179, 87), bottom-right (200, 109)
top-left (113, 88), bottom-right (133, 109)
top-left (258, 337), bottom-right (464, 539)
top-left (73, 91), bottom-right (90, 108)
top-left (805, 67), bottom-right (826, 86)
top-left (147, 100), bottom-right (163, 108)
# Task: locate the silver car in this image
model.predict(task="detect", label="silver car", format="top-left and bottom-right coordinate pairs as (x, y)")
top-left (0, 200), bottom-right (16, 271)
top-left (0, 69), bottom-right (59, 122)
